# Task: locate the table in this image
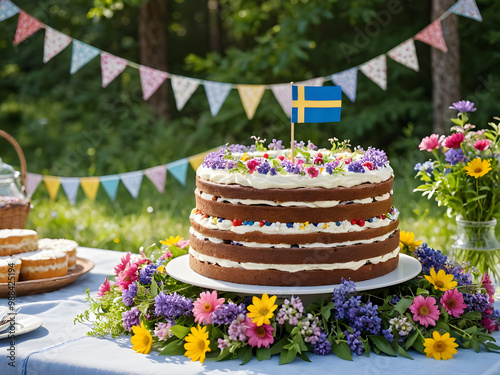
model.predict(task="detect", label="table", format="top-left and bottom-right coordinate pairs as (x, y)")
top-left (1, 247), bottom-right (499, 375)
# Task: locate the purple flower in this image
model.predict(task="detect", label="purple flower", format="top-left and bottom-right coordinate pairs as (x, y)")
top-left (269, 167), bottom-right (278, 176)
top-left (122, 282), bottom-right (138, 307)
top-left (276, 296), bottom-right (304, 326)
top-left (324, 161), bottom-right (340, 175)
top-left (449, 100), bottom-right (477, 113)
top-left (348, 161), bottom-right (365, 173)
top-left (413, 243), bottom-right (448, 274)
top-left (257, 161), bottom-right (271, 175)
top-left (444, 148), bottom-right (465, 165)
top-left (154, 292), bottom-right (193, 319)
top-left (361, 147), bottom-right (388, 168)
top-left (268, 139), bottom-right (284, 150)
top-left (463, 292), bottom-right (490, 314)
top-left (307, 140), bottom-right (318, 150)
top-left (211, 303), bottom-right (246, 325)
top-left (294, 140), bottom-right (305, 148)
top-left (228, 314), bottom-right (248, 342)
top-left (414, 161), bottom-right (434, 176)
top-left (122, 307), bottom-right (141, 331)
top-left (345, 330), bottom-right (364, 355)
top-left (138, 264), bottom-right (158, 285)
top-left (282, 160), bottom-right (301, 174)
top-left (202, 149), bottom-right (238, 170)
top-left (312, 331), bottom-right (332, 355)
top-left (382, 328), bottom-right (394, 343)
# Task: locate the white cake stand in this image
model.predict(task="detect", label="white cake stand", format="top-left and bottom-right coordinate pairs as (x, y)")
top-left (166, 254), bottom-right (422, 300)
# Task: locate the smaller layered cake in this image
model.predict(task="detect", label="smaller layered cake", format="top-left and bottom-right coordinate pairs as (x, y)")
top-left (38, 238), bottom-right (78, 270)
top-left (18, 250), bottom-right (68, 281)
top-left (0, 229), bottom-right (38, 257)
top-left (0, 257), bottom-right (21, 283)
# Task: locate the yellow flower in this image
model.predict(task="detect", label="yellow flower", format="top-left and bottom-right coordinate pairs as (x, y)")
top-left (424, 331), bottom-right (458, 360)
top-left (424, 267), bottom-right (457, 291)
top-left (160, 236), bottom-right (182, 247)
top-left (240, 153), bottom-right (250, 161)
top-left (247, 293), bottom-right (278, 326)
top-left (399, 231), bottom-right (422, 253)
top-left (131, 322), bottom-right (153, 354)
top-left (157, 265), bottom-right (165, 274)
top-left (184, 324), bottom-right (211, 364)
top-left (464, 158), bottom-right (491, 178)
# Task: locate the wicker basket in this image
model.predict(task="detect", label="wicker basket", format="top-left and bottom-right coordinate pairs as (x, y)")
top-left (0, 130), bottom-right (30, 229)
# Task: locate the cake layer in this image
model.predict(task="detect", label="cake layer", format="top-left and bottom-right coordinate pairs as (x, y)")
top-left (195, 190), bottom-right (393, 223)
top-left (38, 238), bottom-right (78, 270)
top-left (0, 229), bottom-right (38, 257)
top-left (189, 252), bottom-right (399, 286)
top-left (196, 175), bottom-right (394, 202)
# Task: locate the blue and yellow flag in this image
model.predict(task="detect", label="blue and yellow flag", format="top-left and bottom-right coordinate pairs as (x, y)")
top-left (291, 85), bottom-right (342, 123)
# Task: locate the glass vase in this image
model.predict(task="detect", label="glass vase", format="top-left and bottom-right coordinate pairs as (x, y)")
top-left (451, 218), bottom-right (500, 281)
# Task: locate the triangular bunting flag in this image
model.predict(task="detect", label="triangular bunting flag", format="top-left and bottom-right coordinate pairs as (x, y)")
top-left (60, 177), bottom-right (80, 205)
top-left (13, 11), bottom-right (43, 46)
top-left (237, 85), bottom-right (266, 120)
top-left (0, 0), bottom-right (20, 22)
top-left (101, 52), bottom-right (128, 88)
top-left (70, 40), bottom-right (100, 74)
top-left (26, 172), bottom-right (42, 197)
top-left (80, 177), bottom-right (100, 200)
top-left (144, 165), bottom-right (167, 194)
top-left (43, 176), bottom-right (61, 203)
top-left (270, 78), bottom-right (324, 118)
top-left (450, 0), bottom-right (482, 22)
top-left (139, 66), bottom-right (168, 101)
top-left (330, 68), bottom-right (358, 103)
top-left (204, 81), bottom-right (232, 117)
top-left (359, 55), bottom-right (387, 91)
top-left (171, 75), bottom-right (200, 111)
top-left (119, 171), bottom-right (143, 199)
top-left (414, 19), bottom-right (448, 53)
top-left (387, 38), bottom-right (419, 72)
top-left (167, 158), bottom-right (189, 186)
top-left (189, 153), bottom-right (209, 172)
top-left (43, 27), bottom-right (72, 63)
top-left (100, 175), bottom-right (120, 201)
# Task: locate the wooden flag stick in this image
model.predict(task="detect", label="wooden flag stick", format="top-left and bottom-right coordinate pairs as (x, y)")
top-left (291, 122), bottom-right (295, 163)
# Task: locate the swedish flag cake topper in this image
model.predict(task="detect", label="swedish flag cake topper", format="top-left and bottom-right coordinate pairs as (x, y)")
top-left (291, 85), bottom-right (342, 123)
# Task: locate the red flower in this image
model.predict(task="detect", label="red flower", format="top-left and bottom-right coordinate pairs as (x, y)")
top-left (419, 134), bottom-right (441, 152)
top-left (247, 159), bottom-right (260, 173)
top-left (362, 161), bottom-right (374, 170)
top-left (305, 167), bottom-right (319, 178)
top-left (474, 139), bottom-right (490, 151)
top-left (443, 133), bottom-right (464, 149)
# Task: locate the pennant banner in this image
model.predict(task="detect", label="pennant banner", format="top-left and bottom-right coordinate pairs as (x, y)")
top-left (70, 40), bottom-right (100, 74)
top-left (238, 85), bottom-right (266, 120)
top-left (415, 19), bottom-right (448, 53)
top-left (171, 75), bottom-right (200, 111)
top-left (271, 78), bottom-right (324, 118)
top-left (0, 0), bottom-right (19, 22)
top-left (26, 172), bottom-right (42, 197)
top-left (139, 66), bottom-right (168, 101)
top-left (119, 171), bottom-right (143, 199)
top-left (204, 81), bottom-right (232, 117)
top-left (167, 158), bottom-right (189, 186)
top-left (43, 176), bottom-right (61, 203)
top-left (101, 52), bottom-right (128, 88)
top-left (388, 38), bottom-right (419, 72)
top-left (330, 67), bottom-right (358, 103)
top-left (80, 177), bottom-right (100, 200)
top-left (60, 177), bottom-right (79, 205)
top-left (450, 0), bottom-right (482, 22)
top-left (144, 165), bottom-right (167, 194)
top-left (13, 10), bottom-right (42, 46)
top-left (43, 27), bottom-right (72, 63)
top-left (100, 175), bottom-right (120, 201)
top-left (360, 55), bottom-right (387, 91)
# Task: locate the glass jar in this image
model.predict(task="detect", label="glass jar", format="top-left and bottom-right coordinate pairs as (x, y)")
top-left (0, 157), bottom-right (27, 207)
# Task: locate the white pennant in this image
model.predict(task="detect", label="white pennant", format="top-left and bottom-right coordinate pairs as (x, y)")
top-left (360, 55), bottom-right (387, 90)
top-left (171, 75), bottom-right (200, 111)
top-left (388, 38), bottom-right (419, 72)
top-left (43, 27), bottom-right (72, 63)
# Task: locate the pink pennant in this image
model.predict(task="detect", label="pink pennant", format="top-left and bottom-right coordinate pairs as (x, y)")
top-left (415, 19), bottom-right (448, 53)
top-left (139, 66), bottom-right (168, 101)
top-left (388, 38), bottom-right (419, 72)
top-left (14, 11), bottom-right (43, 46)
top-left (144, 165), bottom-right (167, 194)
top-left (43, 27), bottom-right (72, 63)
top-left (101, 52), bottom-right (128, 88)
top-left (360, 55), bottom-right (387, 91)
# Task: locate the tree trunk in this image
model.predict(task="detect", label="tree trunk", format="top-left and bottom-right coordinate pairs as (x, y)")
top-left (139, 0), bottom-right (169, 119)
top-left (431, 0), bottom-right (460, 134)
top-left (208, 0), bottom-right (222, 53)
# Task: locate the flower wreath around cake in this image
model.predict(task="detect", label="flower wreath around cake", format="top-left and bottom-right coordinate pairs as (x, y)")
top-left (76, 233), bottom-right (500, 364)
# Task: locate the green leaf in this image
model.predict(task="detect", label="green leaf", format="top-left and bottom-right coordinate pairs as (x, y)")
top-left (256, 347), bottom-right (271, 361)
top-left (159, 338), bottom-right (185, 356)
top-left (270, 338), bottom-right (289, 356)
top-left (216, 348), bottom-right (232, 362)
top-left (279, 347), bottom-right (297, 365)
top-left (296, 351), bottom-right (311, 362)
top-left (321, 301), bottom-right (335, 320)
top-left (412, 335), bottom-right (426, 355)
top-left (331, 341), bottom-right (353, 361)
top-left (150, 279), bottom-right (159, 297)
top-left (416, 288), bottom-right (429, 296)
top-left (369, 335), bottom-right (397, 357)
top-left (435, 321), bottom-right (450, 332)
top-left (471, 339), bottom-right (480, 353)
top-left (362, 339), bottom-right (371, 357)
top-left (238, 345), bottom-right (253, 365)
top-left (485, 342), bottom-right (500, 351)
top-left (405, 330), bottom-right (418, 351)
top-left (394, 298), bottom-right (413, 314)
top-left (397, 344), bottom-right (414, 360)
top-left (170, 325), bottom-right (191, 339)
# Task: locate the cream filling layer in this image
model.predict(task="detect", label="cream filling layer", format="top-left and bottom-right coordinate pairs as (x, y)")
top-left (199, 190), bottom-right (392, 208)
top-left (189, 247), bottom-right (399, 272)
top-left (190, 227), bottom-right (396, 248)
top-left (190, 210), bottom-right (398, 236)
top-left (0, 240), bottom-right (37, 251)
top-left (0, 229), bottom-right (37, 239)
top-left (21, 262), bottom-right (67, 273)
top-left (197, 166), bottom-right (393, 189)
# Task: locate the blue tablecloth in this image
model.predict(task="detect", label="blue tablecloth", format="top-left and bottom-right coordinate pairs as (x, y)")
top-left (1, 247), bottom-right (499, 375)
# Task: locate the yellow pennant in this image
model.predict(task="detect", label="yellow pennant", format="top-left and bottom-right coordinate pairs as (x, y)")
top-left (80, 177), bottom-right (100, 200)
top-left (237, 85), bottom-right (266, 120)
top-left (43, 176), bottom-right (61, 202)
top-left (189, 153), bottom-right (209, 171)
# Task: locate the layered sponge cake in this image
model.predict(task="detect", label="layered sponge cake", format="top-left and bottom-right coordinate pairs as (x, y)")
top-left (0, 229), bottom-right (38, 257)
top-left (189, 140), bottom-right (400, 286)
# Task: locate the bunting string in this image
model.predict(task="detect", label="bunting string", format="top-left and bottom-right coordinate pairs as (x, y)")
top-left (0, 0), bottom-right (483, 119)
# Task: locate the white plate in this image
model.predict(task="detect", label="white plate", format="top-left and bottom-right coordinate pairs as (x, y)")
top-left (166, 253), bottom-right (422, 296)
top-left (0, 314), bottom-right (43, 339)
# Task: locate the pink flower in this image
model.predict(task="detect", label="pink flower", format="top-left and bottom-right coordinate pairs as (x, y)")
top-left (159, 251), bottom-right (173, 261)
top-left (305, 166), bottom-right (319, 178)
top-left (409, 295), bottom-right (440, 327)
top-left (419, 134), bottom-right (441, 152)
top-left (481, 317), bottom-right (499, 334)
top-left (114, 253), bottom-right (131, 275)
top-left (154, 322), bottom-right (173, 341)
top-left (245, 317), bottom-right (274, 348)
top-left (443, 133), bottom-right (464, 149)
top-left (247, 159), bottom-right (260, 173)
top-left (474, 139), bottom-right (490, 151)
top-left (481, 273), bottom-right (496, 303)
top-left (97, 278), bottom-right (112, 297)
top-left (362, 161), bottom-right (374, 170)
top-left (134, 256), bottom-right (149, 267)
top-left (115, 262), bottom-right (138, 291)
top-left (193, 290), bottom-right (225, 325)
top-left (313, 153), bottom-right (323, 165)
top-left (440, 289), bottom-right (467, 318)
top-left (176, 240), bottom-right (189, 249)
